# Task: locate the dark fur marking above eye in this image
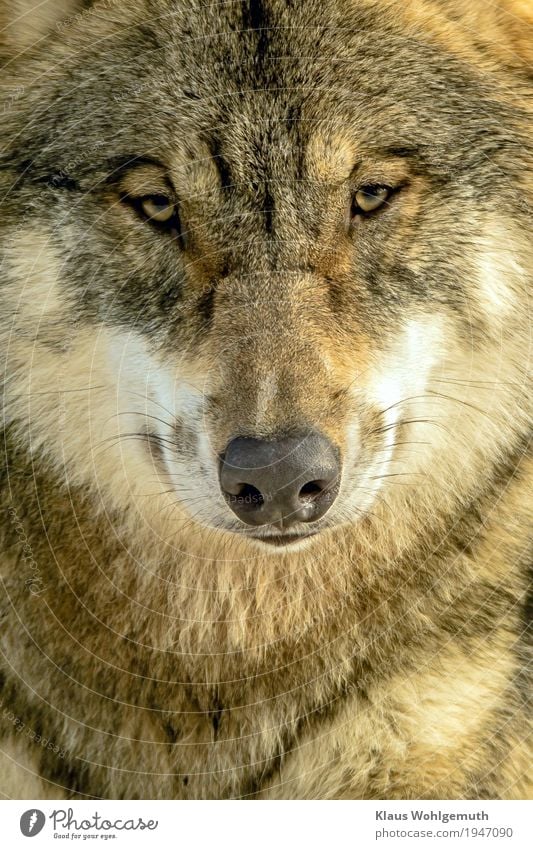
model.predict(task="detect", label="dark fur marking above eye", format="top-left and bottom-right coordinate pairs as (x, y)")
top-left (104, 154), bottom-right (170, 186)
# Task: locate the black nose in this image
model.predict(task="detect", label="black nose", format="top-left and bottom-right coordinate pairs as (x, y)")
top-left (219, 431), bottom-right (340, 527)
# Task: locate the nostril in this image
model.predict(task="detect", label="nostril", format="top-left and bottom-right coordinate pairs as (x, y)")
top-left (298, 480), bottom-right (327, 502)
top-left (226, 483), bottom-right (264, 507)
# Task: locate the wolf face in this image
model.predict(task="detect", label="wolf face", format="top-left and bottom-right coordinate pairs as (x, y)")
top-left (0, 0), bottom-right (531, 803)
top-left (1, 0), bottom-right (531, 560)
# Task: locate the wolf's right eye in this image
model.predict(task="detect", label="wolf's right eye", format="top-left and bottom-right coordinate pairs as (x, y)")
top-left (124, 190), bottom-right (185, 245)
top-left (139, 195), bottom-right (177, 225)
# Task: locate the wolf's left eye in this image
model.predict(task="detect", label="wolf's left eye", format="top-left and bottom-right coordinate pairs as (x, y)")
top-left (352, 185), bottom-right (392, 216)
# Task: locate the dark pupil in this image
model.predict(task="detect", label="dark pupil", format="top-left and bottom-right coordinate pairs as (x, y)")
top-left (152, 195), bottom-right (171, 210)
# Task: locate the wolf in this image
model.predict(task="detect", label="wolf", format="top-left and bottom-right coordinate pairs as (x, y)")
top-left (0, 0), bottom-right (531, 799)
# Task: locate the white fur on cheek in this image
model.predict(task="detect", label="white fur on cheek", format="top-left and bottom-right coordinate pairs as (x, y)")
top-left (339, 316), bottom-right (448, 522)
top-left (105, 335), bottom-right (216, 506)
top-left (372, 317), bottom-right (446, 411)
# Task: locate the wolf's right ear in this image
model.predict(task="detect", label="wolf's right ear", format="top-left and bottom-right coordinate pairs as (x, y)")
top-left (0, 1), bottom-right (90, 63)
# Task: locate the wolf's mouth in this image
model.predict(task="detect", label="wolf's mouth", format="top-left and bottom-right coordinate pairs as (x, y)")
top-left (245, 530), bottom-right (320, 548)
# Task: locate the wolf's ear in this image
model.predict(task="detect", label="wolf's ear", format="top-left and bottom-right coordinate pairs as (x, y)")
top-left (0, 1), bottom-right (90, 62)
top-left (436, 0), bottom-right (533, 71)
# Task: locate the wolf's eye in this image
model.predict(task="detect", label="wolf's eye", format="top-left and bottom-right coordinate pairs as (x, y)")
top-left (352, 185), bottom-right (391, 216)
top-left (129, 193), bottom-right (184, 243)
top-left (139, 194), bottom-right (177, 224)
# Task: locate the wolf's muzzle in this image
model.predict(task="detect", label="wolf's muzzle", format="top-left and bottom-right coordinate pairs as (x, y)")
top-left (219, 431), bottom-right (340, 527)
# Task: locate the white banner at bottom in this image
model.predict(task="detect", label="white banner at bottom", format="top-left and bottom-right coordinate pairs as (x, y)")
top-left (1, 799), bottom-right (531, 849)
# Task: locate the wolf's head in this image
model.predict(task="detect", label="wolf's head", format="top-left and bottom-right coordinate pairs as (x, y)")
top-left (1, 0), bottom-right (531, 562)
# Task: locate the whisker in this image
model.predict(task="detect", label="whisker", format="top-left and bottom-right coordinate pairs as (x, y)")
top-left (25, 384), bottom-right (107, 396)
top-left (115, 410), bottom-right (176, 431)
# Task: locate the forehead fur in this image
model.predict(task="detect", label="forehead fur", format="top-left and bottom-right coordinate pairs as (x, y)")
top-left (305, 130), bottom-right (357, 184)
top-left (4, 0), bottom-right (528, 187)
